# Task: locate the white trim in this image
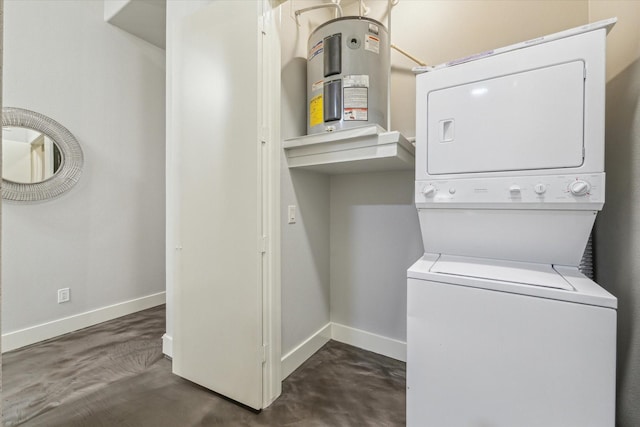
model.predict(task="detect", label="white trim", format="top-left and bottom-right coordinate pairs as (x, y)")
top-left (261, 0), bottom-right (282, 409)
top-left (162, 333), bottom-right (173, 359)
top-left (2, 292), bottom-right (166, 353)
top-left (281, 323), bottom-right (332, 380)
top-left (331, 322), bottom-right (407, 362)
top-left (280, 322), bottom-right (405, 380)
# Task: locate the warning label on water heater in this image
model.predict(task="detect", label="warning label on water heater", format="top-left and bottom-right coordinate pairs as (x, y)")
top-left (343, 75), bottom-right (369, 121)
top-left (311, 79), bottom-right (324, 93)
top-left (309, 94), bottom-right (323, 127)
top-left (343, 75), bottom-right (369, 88)
top-left (343, 88), bottom-right (368, 121)
top-left (364, 34), bottom-right (380, 54)
top-left (308, 40), bottom-right (324, 61)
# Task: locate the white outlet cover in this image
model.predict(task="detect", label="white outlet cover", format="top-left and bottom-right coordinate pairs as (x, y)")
top-left (57, 288), bottom-right (70, 303)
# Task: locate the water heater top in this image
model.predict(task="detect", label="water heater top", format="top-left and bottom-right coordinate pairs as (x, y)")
top-left (309, 16), bottom-right (387, 39)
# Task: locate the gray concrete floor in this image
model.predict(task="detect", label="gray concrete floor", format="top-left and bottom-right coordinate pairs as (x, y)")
top-left (3, 305), bottom-right (406, 426)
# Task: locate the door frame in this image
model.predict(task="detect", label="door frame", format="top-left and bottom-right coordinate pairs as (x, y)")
top-left (260, 0), bottom-right (282, 408)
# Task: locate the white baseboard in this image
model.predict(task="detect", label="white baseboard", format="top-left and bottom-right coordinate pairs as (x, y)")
top-left (331, 322), bottom-right (407, 362)
top-left (162, 333), bottom-right (173, 359)
top-left (280, 322), bottom-right (406, 380)
top-left (281, 323), bottom-right (331, 380)
top-left (2, 292), bottom-right (166, 353)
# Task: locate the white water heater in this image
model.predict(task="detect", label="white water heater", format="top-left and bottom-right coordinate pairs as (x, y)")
top-left (307, 17), bottom-right (389, 135)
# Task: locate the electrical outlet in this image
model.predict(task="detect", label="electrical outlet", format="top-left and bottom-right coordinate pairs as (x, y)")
top-left (57, 288), bottom-right (70, 303)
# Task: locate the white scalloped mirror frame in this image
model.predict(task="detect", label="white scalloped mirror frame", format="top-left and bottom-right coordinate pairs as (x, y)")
top-left (2, 108), bottom-right (83, 202)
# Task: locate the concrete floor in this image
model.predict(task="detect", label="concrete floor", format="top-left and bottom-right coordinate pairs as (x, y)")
top-left (3, 305), bottom-right (406, 426)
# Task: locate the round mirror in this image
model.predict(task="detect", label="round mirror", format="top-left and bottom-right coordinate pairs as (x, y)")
top-left (2, 108), bottom-right (83, 202)
top-left (2, 126), bottom-right (63, 184)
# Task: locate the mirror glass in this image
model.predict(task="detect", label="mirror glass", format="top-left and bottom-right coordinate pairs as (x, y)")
top-left (2, 126), bottom-right (63, 184)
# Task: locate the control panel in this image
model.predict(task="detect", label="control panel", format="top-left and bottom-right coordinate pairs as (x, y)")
top-left (415, 173), bottom-right (604, 209)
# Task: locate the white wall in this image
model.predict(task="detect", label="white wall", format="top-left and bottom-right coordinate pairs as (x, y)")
top-left (330, 171), bottom-right (422, 341)
top-left (280, 166), bottom-right (330, 355)
top-left (590, 2), bottom-right (640, 426)
top-left (2, 1), bottom-right (165, 338)
top-left (278, 1), bottom-right (333, 356)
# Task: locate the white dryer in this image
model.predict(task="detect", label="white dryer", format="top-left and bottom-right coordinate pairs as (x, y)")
top-left (408, 19), bottom-right (618, 427)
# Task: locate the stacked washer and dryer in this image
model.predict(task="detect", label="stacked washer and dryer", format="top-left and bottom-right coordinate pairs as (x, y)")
top-left (408, 19), bottom-right (618, 426)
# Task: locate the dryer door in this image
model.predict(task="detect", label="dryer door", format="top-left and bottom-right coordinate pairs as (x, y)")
top-left (427, 60), bottom-right (585, 175)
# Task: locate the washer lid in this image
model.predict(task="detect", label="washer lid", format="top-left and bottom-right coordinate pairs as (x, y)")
top-left (408, 253), bottom-right (617, 309)
top-left (431, 255), bottom-right (574, 291)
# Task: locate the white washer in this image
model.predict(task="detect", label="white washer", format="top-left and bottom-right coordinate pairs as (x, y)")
top-left (408, 254), bottom-right (616, 427)
top-left (408, 18), bottom-right (618, 427)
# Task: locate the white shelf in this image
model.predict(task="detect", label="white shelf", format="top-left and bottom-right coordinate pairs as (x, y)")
top-left (283, 125), bottom-right (415, 174)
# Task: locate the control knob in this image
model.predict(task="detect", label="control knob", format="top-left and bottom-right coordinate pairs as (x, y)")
top-left (569, 180), bottom-right (590, 196)
top-left (422, 185), bottom-right (436, 197)
top-left (534, 183), bottom-right (546, 195)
